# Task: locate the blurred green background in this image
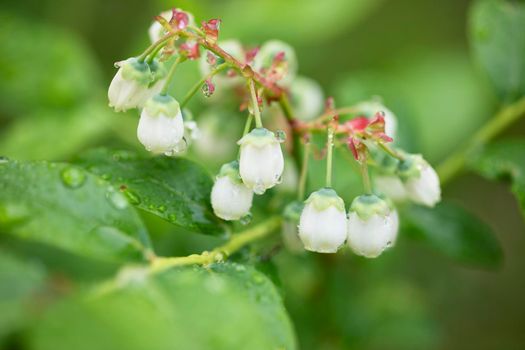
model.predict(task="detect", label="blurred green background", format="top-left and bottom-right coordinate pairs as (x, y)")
top-left (1, 0), bottom-right (525, 349)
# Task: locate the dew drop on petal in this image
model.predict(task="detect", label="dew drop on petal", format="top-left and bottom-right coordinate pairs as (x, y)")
top-left (239, 212), bottom-right (253, 225)
top-left (253, 180), bottom-right (266, 195)
top-left (60, 167), bottom-right (86, 189)
top-left (275, 130), bottom-right (286, 143)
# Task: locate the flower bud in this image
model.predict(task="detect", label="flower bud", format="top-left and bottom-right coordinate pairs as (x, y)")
top-left (252, 40), bottom-right (298, 86)
top-left (211, 161), bottom-right (253, 221)
top-left (355, 100), bottom-right (397, 140)
top-left (398, 155), bottom-right (441, 207)
top-left (237, 128), bottom-right (284, 194)
top-left (108, 58), bottom-right (153, 112)
top-left (290, 76), bottom-right (324, 121)
top-left (137, 94), bottom-right (184, 155)
top-left (298, 188), bottom-right (347, 253)
top-left (148, 9), bottom-right (196, 43)
top-left (347, 194), bottom-right (399, 258)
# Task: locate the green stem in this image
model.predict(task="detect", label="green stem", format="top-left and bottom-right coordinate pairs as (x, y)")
top-left (138, 33), bottom-right (175, 62)
top-left (150, 216), bottom-right (282, 273)
top-left (378, 142), bottom-right (405, 161)
top-left (326, 127), bottom-right (334, 188)
top-left (298, 141), bottom-right (311, 201)
top-left (146, 42), bottom-right (167, 64)
top-left (249, 79), bottom-right (263, 128)
top-left (242, 114), bottom-right (254, 137)
top-left (180, 63), bottom-right (229, 108)
top-left (359, 153), bottom-right (372, 194)
top-left (160, 56), bottom-right (184, 95)
top-left (437, 96), bottom-right (525, 184)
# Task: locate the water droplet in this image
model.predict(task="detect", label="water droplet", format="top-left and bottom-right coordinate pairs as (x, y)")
top-left (106, 189), bottom-right (128, 209)
top-left (60, 167), bottom-right (86, 188)
top-left (275, 130), bottom-right (286, 143)
top-left (148, 203), bottom-right (156, 210)
top-left (101, 173), bottom-right (112, 180)
top-left (168, 213), bottom-right (177, 222)
top-left (0, 156), bottom-right (9, 164)
top-left (386, 241), bottom-right (392, 247)
top-left (253, 181), bottom-right (266, 195)
top-left (239, 212), bottom-right (252, 225)
top-left (275, 174), bottom-right (283, 184)
top-left (122, 189), bottom-right (141, 205)
top-left (157, 205), bottom-right (167, 213)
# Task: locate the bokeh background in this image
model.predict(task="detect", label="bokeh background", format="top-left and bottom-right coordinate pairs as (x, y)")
top-left (1, 0), bottom-right (524, 349)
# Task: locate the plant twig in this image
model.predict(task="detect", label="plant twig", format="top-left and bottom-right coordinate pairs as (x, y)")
top-left (437, 96), bottom-right (525, 184)
top-left (150, 216), bottom-right (282, 273)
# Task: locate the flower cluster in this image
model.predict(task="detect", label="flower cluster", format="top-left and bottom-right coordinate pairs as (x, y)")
top-left (107, 8), bottom-right (442, 259)
top-left (288, 102), bottom-right (441, 258)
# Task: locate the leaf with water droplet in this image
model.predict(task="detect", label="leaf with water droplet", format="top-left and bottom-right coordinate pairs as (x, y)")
top-left (60, 166), bottom-right (86, 189)
top-left (75, 148), bottom-right (223, 235)
top-left (0, 160), bottom-right (150, 261)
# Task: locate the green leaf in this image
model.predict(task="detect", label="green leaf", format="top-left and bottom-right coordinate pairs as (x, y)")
top-left (0, 160), bottom-right (151, 261)
top-left (0, 250), bottom-right (46, 340)
top-left (76, 148), bottom-right (223, 235)
top-left (32, 262), bottom-right (297, 350)
top-left (402, 202), bottom-right (503, 268)
top-left (470, 139), bottom-right (525, 217)
top-left (0, 102), bottom-right (114, 161)
top-left (469, 0), bottom-right (525, 101)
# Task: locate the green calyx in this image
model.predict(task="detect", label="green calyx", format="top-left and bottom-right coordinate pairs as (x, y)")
top-left (217, 161), bottom-right (243, 184)
top-left (349, 194), bottom-right (390, 220)
top-left (305, 188), bottom-right (345, 212)
top-left (237, 128), bottom-right (278, 147)
top-left (144, 94), bottom-right (181, 118)
top-left (148, 59), bottom-right (167, 85)
top-left (283, 201), bottom-right (304, 221)
top-left (120, 58), bottom-right (152, 86)
top-left (373, 150), bottom-right (400, 175)
top-left (397, 154), bottom-right (423, 182)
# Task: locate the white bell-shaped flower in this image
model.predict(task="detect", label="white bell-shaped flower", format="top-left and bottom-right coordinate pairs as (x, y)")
top-left (398, 155), bottom-right (441, 207)
top-left (108, 58), bottom-right (153, 112)
top-left (374, 175), bottom-right (407, 202)
top-left (298, 188), bottom-right (348, 253)
top-left (137, 94), bottom-right (185, 155)
top-left (211, 161), bottom-right (253, 221)
top-left (355, 100), bottom-right (397, 140)
top-left (252, 39), bottom-right (298, 86)
top-left (290, 76), bottom-right (324, 121)
top-left (347, 194), bottom-right (399, 258)
top-left (148, 9), bottom-right (196, 43)
top-left (238, 128), bottom-right (284, 195)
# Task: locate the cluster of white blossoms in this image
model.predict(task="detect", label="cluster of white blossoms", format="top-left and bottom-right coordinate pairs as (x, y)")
top-left (295, 189), bottom-right (398, 258)
top-left (211, 128), bottom-right (285, 221)
top-left (106, 8), bottom-right (442, 260)
top-left (292, 105), bottom-right (441, 258)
